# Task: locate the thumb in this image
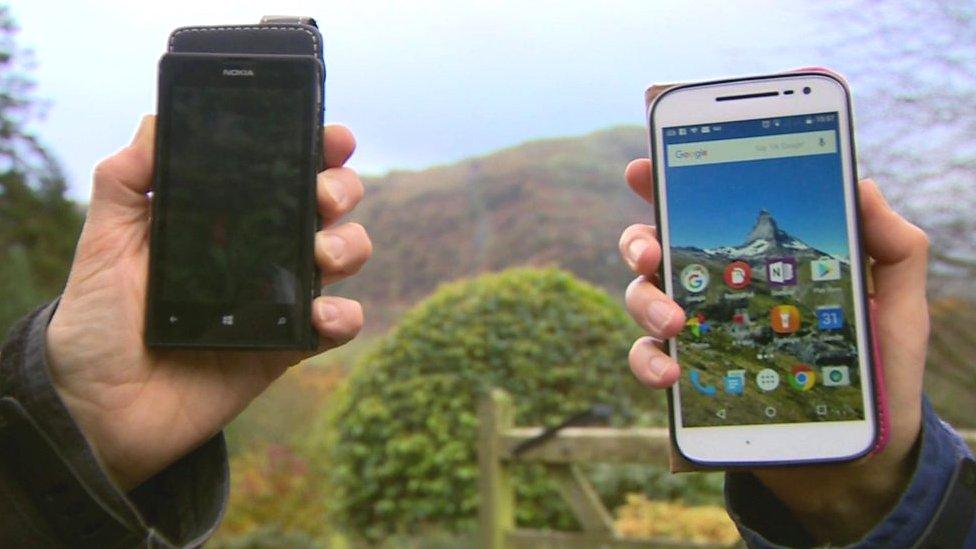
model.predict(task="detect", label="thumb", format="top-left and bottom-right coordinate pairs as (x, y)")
top-left (88, 115), bottom-right (155, 221)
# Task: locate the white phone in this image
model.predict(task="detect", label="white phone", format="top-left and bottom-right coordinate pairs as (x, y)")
top-left (647, 72), bottom-right (878, 466)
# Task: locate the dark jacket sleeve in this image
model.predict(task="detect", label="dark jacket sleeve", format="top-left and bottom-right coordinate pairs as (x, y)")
top-left (0, 301), bottom-right (230, 548)
top-left (725, 398), bottom-right (976, 548)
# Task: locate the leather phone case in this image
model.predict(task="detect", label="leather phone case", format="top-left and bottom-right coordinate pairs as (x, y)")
top-left (157, 17), bottom-right (325, 350)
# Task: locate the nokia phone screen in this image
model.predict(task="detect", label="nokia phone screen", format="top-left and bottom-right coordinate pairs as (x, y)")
top-left (153, 80), bottom-right (309, 342)
top-left (662, 113), bottom-right (865, 427)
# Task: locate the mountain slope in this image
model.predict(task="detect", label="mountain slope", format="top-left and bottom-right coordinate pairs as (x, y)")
top-left (676, 209), bottom-right (833, 262)
top-left (332, 126), bottom-right (650, 326)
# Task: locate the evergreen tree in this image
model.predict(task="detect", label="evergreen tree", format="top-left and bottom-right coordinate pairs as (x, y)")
top-left (0, 5), bottom-right (83, 337)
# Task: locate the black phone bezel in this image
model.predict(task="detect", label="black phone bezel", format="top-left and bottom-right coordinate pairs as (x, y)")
top-left (145, 52), bottom-right (322, 350)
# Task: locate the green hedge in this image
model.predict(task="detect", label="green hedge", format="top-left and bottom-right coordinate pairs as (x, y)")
top-left (323, 268), bottom-right (662, 540)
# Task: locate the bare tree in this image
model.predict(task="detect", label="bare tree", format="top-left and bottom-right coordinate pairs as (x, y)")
top-left (823, 0), bottom-right (976, 295)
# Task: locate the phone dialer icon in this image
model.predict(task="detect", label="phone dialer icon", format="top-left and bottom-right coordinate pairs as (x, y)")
top-left (689, 369), bottom-right (717, 396)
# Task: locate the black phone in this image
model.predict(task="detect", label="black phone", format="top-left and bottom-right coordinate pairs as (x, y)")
top-left (146, 52), bottom-right (322, 349)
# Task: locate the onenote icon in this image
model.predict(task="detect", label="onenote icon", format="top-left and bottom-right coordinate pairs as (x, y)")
top-left (680, 264), bottom-right (710, 293)
top-left (756, 368), bottom-right (780, 392)
top-left (822, 365), bottom-right (851, 387)
top-left (811, 257), bottom-right (841, 281)
top-left (724, 261), bottom-right (752, 290)
top-left (788, 364), bottom-right (816, 391)
top-left (765, 257), bottom-right (798, 286)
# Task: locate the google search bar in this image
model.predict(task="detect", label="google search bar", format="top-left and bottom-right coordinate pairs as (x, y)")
top-left (667, 130), bottom-right (837, 167)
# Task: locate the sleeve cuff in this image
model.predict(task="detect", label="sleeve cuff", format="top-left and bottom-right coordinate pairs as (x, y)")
top-left (725, 398), bottom-right (973, 548)
top-left (0, 301), bottom-right (229, 547)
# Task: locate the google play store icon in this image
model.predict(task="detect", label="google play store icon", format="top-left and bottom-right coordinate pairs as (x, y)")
top-left (811, 258), bottom-right (841, 281)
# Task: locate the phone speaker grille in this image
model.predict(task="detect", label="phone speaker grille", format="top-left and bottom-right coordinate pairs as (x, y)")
top-left (716, 91), bottom-right (780, 102)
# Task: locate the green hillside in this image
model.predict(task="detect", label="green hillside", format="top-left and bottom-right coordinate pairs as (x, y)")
top-left (325, 126), bottom-right (974, 428)
top-left (331, 126), bottom-right (650, 327)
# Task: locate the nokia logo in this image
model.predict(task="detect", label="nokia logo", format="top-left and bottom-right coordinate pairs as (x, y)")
top-left (222, 69), bottom-right (255, 76)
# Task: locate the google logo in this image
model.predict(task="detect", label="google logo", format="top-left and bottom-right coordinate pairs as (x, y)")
top-left (680, 264), bottom-right (710, 293)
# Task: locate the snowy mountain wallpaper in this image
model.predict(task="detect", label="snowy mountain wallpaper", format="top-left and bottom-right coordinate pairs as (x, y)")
top-left (664, 140), bottom-right (867, 427)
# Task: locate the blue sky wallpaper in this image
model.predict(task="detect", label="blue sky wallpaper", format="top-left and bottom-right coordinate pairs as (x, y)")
top-left (665, 147), bottom-right (850, 257)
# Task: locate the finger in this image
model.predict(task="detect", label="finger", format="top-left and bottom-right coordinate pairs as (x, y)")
top-left (312, 296), bottom-right (364, 349)
top-left (619, 224), bottom-right (661, 276)
top-left (625, 276), bottom-right (686, 339)
top-left (629, 337), bottom-right (680, 388)
top-left (89, 115), bottom-right (155, 217)
top-left (316, 222), bottom-right (373, 285)
top-left (857, 179), bottom-right (929, 415)
top-left (625, 158), bottom-right (654, 204)
top-left (317, 167), bottom-right (365, 224)
top-left (323, 124), bottom-right (356, 168)
top-left (858, 179), bottom-right (929, 296)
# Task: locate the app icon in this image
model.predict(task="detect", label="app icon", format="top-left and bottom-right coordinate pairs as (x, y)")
top-left (764, 406), bottom-right (777, 418)
top-left (680, 264), bottom-right (710, 293)
top-left (724, 261), bottom-right (752, 290)
top-left (689, 369), bottom-right (717, 396)
top-left (765, 257), bottom-right (798, 286)
top-left (816, 404), bottom-right (828, 416)
top-left (816, 305), bottom-right (845, 330)
top-left (756, 368), bottom-right (780, 392)
top-left (811, 257), bottom-right (841, 281)
top-left (770, 305), bottom-right (801, 334)
top-left (716, 409), bottom-right (727, 419)
top-left (730, 308), bottom-right (751, 340)
top-left (789, 364), bottom-right (816, 391)
top-left (685, 313), bottom-right (711, 338)
top-left (724, 370), bottom-right (746, 395)
top-left (822, 366), bottom-right (851, 387)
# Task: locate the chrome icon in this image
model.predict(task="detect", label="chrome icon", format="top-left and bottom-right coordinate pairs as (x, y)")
top-left (788, 364), bottom-right (816, 391)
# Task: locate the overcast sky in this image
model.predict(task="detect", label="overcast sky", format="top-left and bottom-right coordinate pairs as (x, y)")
top-left (11, 0), bottom-right (823, 201)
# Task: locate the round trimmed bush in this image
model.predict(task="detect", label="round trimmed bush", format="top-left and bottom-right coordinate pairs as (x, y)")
top-left (325, 268), bottom-right (661, 540)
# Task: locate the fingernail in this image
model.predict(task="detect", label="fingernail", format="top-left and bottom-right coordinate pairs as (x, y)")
top-left (628, 237), bottom-right (650, 264)
top-left (648, 355), bottom-right (670, 380)
top-left (321, 234), bottom-right (345, 262)
top-left (325, 177), bottom-right (346, 208)
top-left (646, 300), bottom-right (674, 332)
top-left (317, 301), bottom-right (340, 325)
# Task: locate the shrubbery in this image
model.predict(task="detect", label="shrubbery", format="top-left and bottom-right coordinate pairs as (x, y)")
top-left (321, 268), bottom-right (663, 540)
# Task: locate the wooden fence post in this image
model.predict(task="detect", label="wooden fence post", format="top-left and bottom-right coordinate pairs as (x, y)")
top-left (479, 389), bottom-right (515, 549)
